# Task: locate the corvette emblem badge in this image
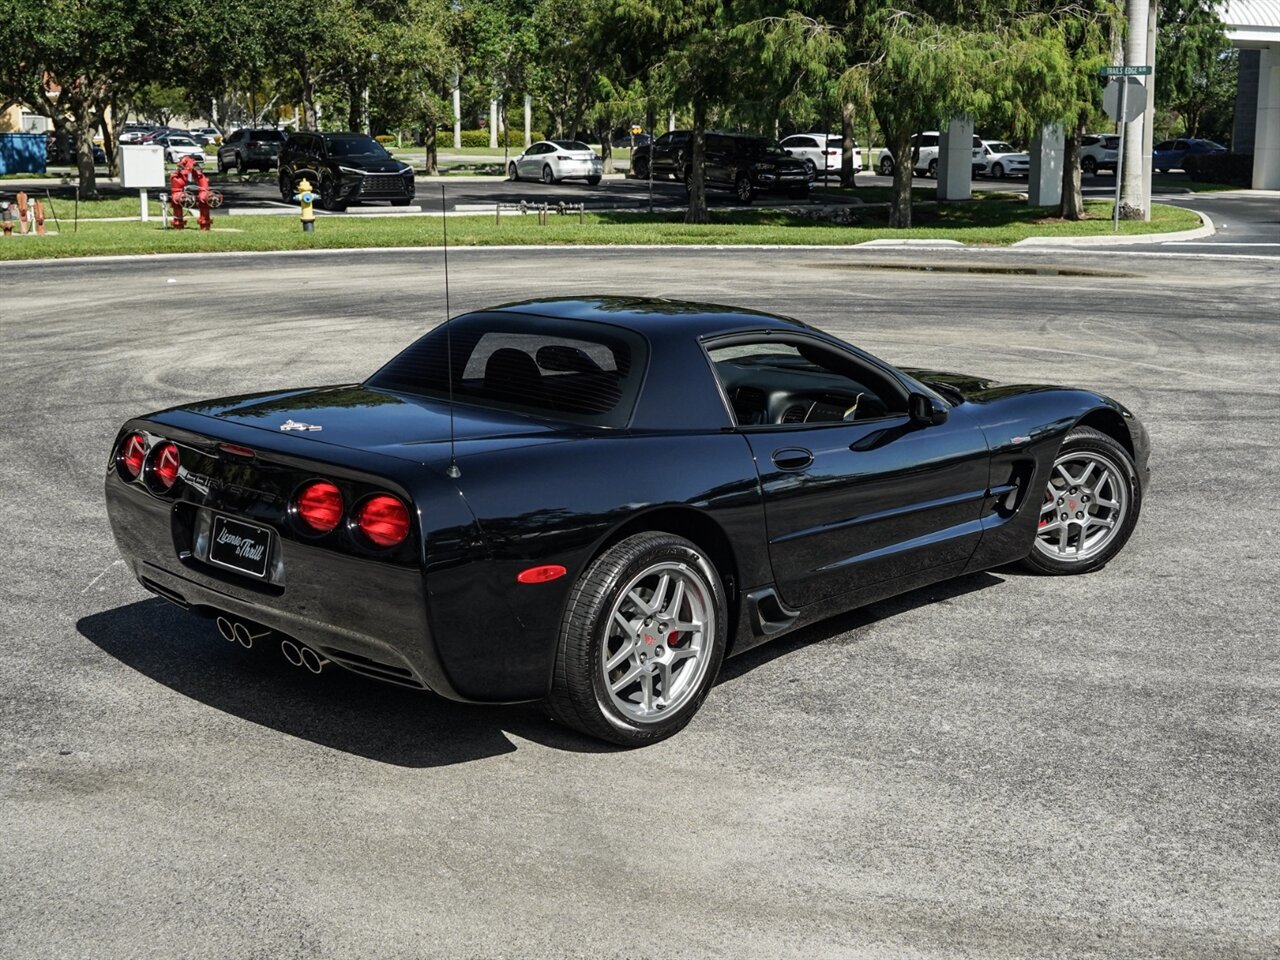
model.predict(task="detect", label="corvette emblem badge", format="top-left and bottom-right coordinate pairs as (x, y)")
top-left (280, 419), bottom-right (323, 432)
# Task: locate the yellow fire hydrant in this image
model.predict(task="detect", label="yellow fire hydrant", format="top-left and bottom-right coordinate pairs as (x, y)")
top-left (294, 177), bottom-right (317, 233)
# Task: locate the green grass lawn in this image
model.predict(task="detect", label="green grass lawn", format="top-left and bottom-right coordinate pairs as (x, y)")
top-left (0, 195), bottom-right (1200, 261)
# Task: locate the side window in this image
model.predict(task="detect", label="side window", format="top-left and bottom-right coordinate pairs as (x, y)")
top-left (921, 134), bottom-right (939, 148)
top-left (793, 136), bottom-right (817, 149)
top-left (706, 339), bottom-right (905, 427)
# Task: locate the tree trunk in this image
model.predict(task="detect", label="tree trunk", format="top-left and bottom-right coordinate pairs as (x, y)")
top-left (599, 122), bottom-right (613, 173)
top-left (425, 124), bottom-right (438, 175)
top-left (644, 104), bottom-right (656, 142)
top-left (300, 64), bottom-right (318, 130)
top-left (1058, 118), bottom-right (1086, 220)
top-left (100, 104), bottom-right (120, 177)
top-left (685, 98), bottom-right (708, 225)
top-left (840, 102), bottom-right (856, 187)
top-left (888, 126), bottom-right (914, 228)
top-left (348, 80), bottom-right (362, 132)
top-left (71, 100), bottom-right (99, 200)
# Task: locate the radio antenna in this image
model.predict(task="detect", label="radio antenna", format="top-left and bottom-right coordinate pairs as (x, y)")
top-left (441, 184), bottom-right (461, 479)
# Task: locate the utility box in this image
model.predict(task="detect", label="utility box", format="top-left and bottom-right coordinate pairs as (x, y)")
top-left (0, 133), bottom-right (46, 175)
top-left (119, 145), bottom-right (166, 188)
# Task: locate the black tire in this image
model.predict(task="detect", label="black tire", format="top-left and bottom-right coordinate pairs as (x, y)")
top-left (234, 152), bottom-right (244, 173)
top-left (1022, 426), bottom-right (1142, 576)
top-left (548, 532), bottom-right (727, 746)
top-left (216, 154), bottom-right (227, 174)
top-left (1081, 156), bottom-right (1097, 175)
top-left (541, 164), bottom-right (556, 184)
top-left (318, 175), bottom-right (346, 212)
top-left (632, 155), bottom-right (648, 180)
top-left (992, 161), bottom-right (1005, 178)
top-left (279, 176), bottom-right (293, 203)
top-left (508, 162), bottom-right (519, 181)
top-left (586, 175), bottom-right (601, 186)
top-left (734, 173), bottom-right (754, 203)
top-left (803, 158), bottom-right (817, 179)
top-left (927, 158), bottom-right (938, 178)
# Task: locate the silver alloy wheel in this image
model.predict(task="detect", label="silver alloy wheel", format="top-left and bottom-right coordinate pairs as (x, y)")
top-left (599, 561), bottom-right (715, 724)
top-left (1034, 450), bottom-right (1129, 563)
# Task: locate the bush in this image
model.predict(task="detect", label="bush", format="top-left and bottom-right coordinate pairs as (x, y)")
top-left (1183, 152), bottom-right (1252, 185)
top-left (458, 129), bottom-right (546, 148)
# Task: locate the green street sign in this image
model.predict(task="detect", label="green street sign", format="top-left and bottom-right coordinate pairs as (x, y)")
top-left (1100, 65), bottom-right (1153, 76)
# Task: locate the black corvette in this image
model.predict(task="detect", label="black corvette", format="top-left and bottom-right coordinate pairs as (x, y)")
top-left (105, 298), bottom-right (1148, 745)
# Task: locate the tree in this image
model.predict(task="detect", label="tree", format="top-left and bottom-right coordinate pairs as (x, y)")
top-left (0, 0), bottom-right (160, 196)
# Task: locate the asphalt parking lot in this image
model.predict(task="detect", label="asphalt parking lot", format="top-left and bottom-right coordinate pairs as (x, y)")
top-left (2, 246), bottom-right (1277, 959)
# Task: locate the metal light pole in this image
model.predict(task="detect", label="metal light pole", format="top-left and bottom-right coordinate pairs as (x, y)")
top-left (1140, 0), bottom-right (1160, 221)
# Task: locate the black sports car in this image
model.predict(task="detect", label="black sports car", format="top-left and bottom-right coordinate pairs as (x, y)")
top-left (105, 298), bottom-right (1148, 746)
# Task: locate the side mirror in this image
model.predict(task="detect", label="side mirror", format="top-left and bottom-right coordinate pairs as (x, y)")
top-left (784, 149), bottom-right (793, 155)
top-left (908, 392), bottom-right (949, 426)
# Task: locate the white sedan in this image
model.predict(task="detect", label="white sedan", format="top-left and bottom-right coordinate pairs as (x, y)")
top-left (509, 140), bottom-right (604, 185)
top-left (163, 136), bottom-right (206, 164)
top-left (978, 141), bottom-right (1030, 178)
top-left (779, 133), bottom-right (861, 179)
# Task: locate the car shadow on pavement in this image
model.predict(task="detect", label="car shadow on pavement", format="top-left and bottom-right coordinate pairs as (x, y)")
top-left (717, 571), bottom-right (1004, 685)
top-left (77, 598), bottom-right (617, 768)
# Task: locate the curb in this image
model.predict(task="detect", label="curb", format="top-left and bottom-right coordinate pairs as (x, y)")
top-left (1011, 208), bottom-right (1214, 247)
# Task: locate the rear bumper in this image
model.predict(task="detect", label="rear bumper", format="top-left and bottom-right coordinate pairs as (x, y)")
top-left (106, 474), bottom-right (465, 699)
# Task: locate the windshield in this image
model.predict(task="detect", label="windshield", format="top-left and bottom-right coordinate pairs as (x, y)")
top-left (326, 137), bottom-right (391, 159)
top-left (988, 142), bottom-right (1016, 153)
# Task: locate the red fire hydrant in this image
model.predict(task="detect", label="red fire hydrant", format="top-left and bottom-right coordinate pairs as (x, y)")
top-left (169, 155), bottom-right (217, 231)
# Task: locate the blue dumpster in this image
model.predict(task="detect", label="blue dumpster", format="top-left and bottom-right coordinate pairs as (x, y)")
top-left (0, 133), bottom-right (47, 175)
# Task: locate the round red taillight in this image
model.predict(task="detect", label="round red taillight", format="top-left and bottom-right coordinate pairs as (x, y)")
top-left (295, 481), bottom-right (343, 533)
top-left (150, 442), bottom-right (181, 491)
top-left (118, 433), bottom-right (147, 480)
top-left (356, 494), bottom-right (410, 548)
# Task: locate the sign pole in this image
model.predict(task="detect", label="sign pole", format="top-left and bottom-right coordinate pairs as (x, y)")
top-left (1113, 79), bottom-right (1128, 232)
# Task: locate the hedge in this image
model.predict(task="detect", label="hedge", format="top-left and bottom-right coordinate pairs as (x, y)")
top-left (457, 129), bottom-right (546, 148)
top-left (1183, 152), bottom-right (1253, 185)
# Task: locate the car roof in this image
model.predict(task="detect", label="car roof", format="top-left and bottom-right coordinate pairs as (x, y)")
top-left (479, 296), bottom-right (816, 340)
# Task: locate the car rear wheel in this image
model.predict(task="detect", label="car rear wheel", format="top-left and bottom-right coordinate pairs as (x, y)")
top-left (216, 154), bottom-right (227, 174)
top-left (234, 152), bottom-right (244, 173)
top-left (541, 164), bottom-right (556, 184)
top-left (1081, 156), bottom-right (1097, 174)
top-left (992, 161), bottom-right (1005, 178)
top-left (1023, 426), bottom-right (1141, 575)
top-left (879, 156), bottom-right (894, 176)
top-left (548, 532), bottom-right (727, 746)
top-left (632, 155), bottom-right (649, 180)
top-left (927, 158), bottom-right (938, 178)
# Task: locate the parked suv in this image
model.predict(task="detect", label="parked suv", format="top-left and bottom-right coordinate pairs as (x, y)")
top-left (779, 133), bottom-right (862, 179)
top-left (277, 132), bottom-right (415, 210)
top-left (630, 129), bottom-right (690, 180)
top-left (217, 128), bottom-right (286, 173)
top-left (1079, 134), bottom-right (1119, 175)
top-left (686, 133), bottom-right (810, 202)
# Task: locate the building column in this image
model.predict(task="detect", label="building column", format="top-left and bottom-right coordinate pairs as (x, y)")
top-left (937, 116), bottom-right (973, 201)
top-left (489, 99), bottom-right (499, 149)
top-left (524, 95), bottom-right (532, 148)
top-left (1253, 46), bottom-right (1280, 189)
top-left (1029, 123), bottom-right (1065, 207)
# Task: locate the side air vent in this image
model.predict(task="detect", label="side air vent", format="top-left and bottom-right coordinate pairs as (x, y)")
top-left (781, 403), bottom-right (810, 424)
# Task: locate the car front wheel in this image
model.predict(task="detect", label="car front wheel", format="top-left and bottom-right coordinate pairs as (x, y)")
top-left (992, 161), bottom-right (1005, 178)
top-left (927, 158), bottom-right (938, 178)
top-left (548, 532), bottom-right (727, 746)
top-left (1081, 156), bottom-right (1097, 174)
top-left (508, 162), bottom-right (519, 181)
top-left (1024, 426), bottom-right (1142, 575)
top-left (879, 157), bottom-right (894, 176)
top-left (735, 173), bottom-right (754, 203)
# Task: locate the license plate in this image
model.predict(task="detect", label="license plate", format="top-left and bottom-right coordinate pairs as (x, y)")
top-left (208, 515), bottom-right (273, 579)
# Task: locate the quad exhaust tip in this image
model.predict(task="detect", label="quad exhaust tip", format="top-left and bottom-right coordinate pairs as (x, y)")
top-left (215, 615), bottom-right (269, 649)
top-left (279, 638), bottom-right (329, 674)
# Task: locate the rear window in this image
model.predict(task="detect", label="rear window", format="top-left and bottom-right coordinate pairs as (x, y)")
top-left (825, 138), bottom-right (853, 150)
top-left (1103, 136), bottom-right (1119, 148)
top-left (366, 313), bottom-right (648, 428)
top-left (249, 129), bottom-right (286, 141)
top-left (553, 140), bottom-right (592, 151)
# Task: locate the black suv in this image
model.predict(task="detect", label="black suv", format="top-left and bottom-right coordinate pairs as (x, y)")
top-left (690, 133), bottom-right (810, 202)
top-left (630, 130), bottom-right (690, 180)
top-left (216, 129), bottom-right (286, 173)
top-left (277, 132), bottom-right (415, 211)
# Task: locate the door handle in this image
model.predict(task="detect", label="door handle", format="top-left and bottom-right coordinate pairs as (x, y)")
top-left (771, 447), bottom-right (814, 471)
